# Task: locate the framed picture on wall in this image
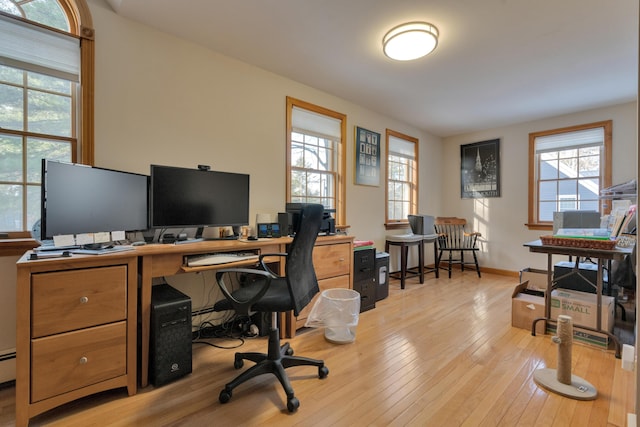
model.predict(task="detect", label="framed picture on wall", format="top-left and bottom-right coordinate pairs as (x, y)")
top-left (460, 138), bottom-right (501, 198)
top-left (354, 126), bottom-right (380, 186)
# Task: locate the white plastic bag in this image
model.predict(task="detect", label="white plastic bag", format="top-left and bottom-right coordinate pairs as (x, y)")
top-left (305, 288), bottom-right (360, 343)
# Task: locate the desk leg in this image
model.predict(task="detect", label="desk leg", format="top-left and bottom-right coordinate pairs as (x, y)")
top-left (140, 256), bottom-right (152, 387)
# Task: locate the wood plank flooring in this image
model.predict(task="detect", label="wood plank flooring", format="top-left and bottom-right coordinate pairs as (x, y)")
top-left (1, 272), bottom-right (634, 426)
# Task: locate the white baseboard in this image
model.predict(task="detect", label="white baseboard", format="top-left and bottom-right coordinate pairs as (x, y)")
top-left (0, 348), bottom-right (16, 384)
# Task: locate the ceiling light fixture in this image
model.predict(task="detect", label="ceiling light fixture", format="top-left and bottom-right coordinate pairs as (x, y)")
top-left (382, 21), bottom-right (439, 61)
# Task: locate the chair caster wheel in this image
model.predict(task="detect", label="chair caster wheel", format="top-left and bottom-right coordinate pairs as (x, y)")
top-left (319, 365), bottom-right (329, 378)
top-left (219, 389), bottom-right (232, 404)
top-left (287, 397), bottom-right (299, 412)
top-left (234, 357), bottom-right (244, 369)
top-left (286, 347), bottom-right (294, 356)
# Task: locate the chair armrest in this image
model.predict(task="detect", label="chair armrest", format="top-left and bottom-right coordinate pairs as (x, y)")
top-left (215, 268), bottom-right (274, 308)
top-left (259, 252), bottom-right (287, 276)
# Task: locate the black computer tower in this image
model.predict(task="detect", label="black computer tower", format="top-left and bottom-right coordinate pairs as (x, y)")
top-left (150, 283), bottom-right (192, 387)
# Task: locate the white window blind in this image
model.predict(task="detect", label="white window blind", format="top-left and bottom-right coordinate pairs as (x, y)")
top-left (0, 14), bottom-right (80, 82)
top-left (535, 127), bottom-right (604, 153)
top-left (389, 135), bottom-right (415, 159)
top-left (292, 106), bottom-right (341, 139)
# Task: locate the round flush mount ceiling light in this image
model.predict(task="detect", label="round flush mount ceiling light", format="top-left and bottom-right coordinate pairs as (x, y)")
top-left (382, 21), bottom-right (439, 61)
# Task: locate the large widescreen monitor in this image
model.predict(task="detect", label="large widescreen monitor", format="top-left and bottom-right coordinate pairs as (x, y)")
top-left (41, 160), bottom-right (149, 240)
top-left (149, 165), bottom-right (250, 233)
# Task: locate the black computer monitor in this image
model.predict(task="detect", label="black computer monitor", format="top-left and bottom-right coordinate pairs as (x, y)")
top-left (41, 160), bottom-right (149, 240)
top-left (149, 165), bottom-right (250, 235)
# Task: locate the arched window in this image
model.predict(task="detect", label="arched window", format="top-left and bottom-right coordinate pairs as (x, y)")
top-left (0, 0), bottom-right (93, 243)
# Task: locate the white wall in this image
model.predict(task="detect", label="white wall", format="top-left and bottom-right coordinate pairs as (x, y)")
top-left (442, 101), bottom-right (637, 272)
top-left (86, 0), bottom-right (442, 310)
top-left (89, 0), bottom-right (441, 252)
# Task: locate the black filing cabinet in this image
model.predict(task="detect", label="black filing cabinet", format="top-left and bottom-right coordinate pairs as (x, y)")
top-left (353, 248), bottom-right (376, 312)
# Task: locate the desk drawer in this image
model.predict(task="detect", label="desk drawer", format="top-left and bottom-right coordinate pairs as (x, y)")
top-left (32, 266), bottom-right (127, 338)
top-left (313, 243), bottom-right (350, 280)
top-left (31, 322), bottom-right (127, 403)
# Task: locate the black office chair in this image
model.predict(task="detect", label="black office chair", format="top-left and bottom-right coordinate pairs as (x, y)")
top-left (213, 203), bottom-right (328, 412)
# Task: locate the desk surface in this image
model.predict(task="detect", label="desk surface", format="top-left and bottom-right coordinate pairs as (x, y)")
top-left (524, 239), bottom-right (633, 261)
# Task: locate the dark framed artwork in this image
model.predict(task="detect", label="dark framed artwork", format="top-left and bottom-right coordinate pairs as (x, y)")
top-left (354, 126), bottom-right (380, 186)
top-left (460, 139), bottom-right (501, 198)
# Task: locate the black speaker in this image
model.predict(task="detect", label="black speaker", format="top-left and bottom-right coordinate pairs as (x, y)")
top-left (278, 212), bottom-right (293, 236)
top-left (150, 283), bottom-right (192, 387)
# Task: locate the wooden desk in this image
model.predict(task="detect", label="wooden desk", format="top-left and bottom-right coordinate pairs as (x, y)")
top-left (17, 232), bottom-right (354, 422)
top-left (523, 239), bottom-right (632, 358)
top-left (134, 237), bottom-right (289, 387)
top-left (16, 252), bottom-right (139, 427)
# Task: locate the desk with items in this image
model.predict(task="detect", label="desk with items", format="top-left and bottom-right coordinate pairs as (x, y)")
top-left (16, 234), bottom-right (353, 426)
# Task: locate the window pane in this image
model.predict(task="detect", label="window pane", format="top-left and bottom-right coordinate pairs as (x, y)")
top-left (559, 179), bottom-right (577, 196)
top-left (291, 170), bottom-right (306, 196)
top-left (22, 0), bottom-right (69, 31)
top-left (539, 181), bottom-right (557, 202)
top-left (0, 134), bottom-right (22, 182)
top-left (0, 64), bottom-right (22, 85)
top-left (28, 71), bottom-right (72, 95)
top-left (27, 183), bottom-right (40, 230)
top-left (539, 201), bottom-right (556, 221)
top-left (26, 137), bottom-right (71, 182)
top-left (540, 158), bottom-right (559, 180)
top-left (0, 83), bottom-right (24, 130)
top-left (579, 155), bottom-right (599, 176)
top-left (0, 184), bottom-right (22, 231)
top-left (28, 89), bottom-right (71, 136)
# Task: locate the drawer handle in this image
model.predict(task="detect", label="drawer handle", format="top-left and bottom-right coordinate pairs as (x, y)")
top-left (79, 356), bottom-right (88, 365)
top-left (80, 296), bottom-right (89, 304)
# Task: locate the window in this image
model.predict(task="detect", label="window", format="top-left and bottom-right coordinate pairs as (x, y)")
top-left (0, 0), bottom-right (94, 239)
top-left (386, 129), bottom-right (418, 228)
top-left (528, 120), bottom-right (612, 229)
top-left (286, 97), bottom-right (346, 225)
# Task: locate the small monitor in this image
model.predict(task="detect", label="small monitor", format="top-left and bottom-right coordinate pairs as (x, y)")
top-left (41, 160), bottom-right (148, 240)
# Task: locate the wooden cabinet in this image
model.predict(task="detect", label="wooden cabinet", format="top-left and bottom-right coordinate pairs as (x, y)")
top-left (286, 235), bottom-right (354, 337)
top-left (16, 254), bottom-right (137, 427)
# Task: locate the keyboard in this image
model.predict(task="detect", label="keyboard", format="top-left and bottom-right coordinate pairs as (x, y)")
top-left (186, 252), bottom-right (259, 267)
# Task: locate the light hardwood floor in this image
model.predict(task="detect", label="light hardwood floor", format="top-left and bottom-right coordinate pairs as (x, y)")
top-left (2, 272), bottom-right (635, 426)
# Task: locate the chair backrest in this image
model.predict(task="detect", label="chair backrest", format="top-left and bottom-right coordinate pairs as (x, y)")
top-left (434, 217), bottom-right (477, 249)
top-left (285, 203), bottom-right (323, 316)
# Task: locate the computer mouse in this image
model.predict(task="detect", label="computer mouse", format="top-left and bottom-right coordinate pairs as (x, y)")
top-left (132, 241), bottom-right (147, 246)
top-left (247, 235), bottom-right (258, 241)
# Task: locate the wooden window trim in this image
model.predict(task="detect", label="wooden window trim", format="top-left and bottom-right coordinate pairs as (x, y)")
top-left (0, 0), bottom-right (93, 256)
top-left (527, 120), bottom-right (612, 230)
top-left (385, 129), bottom-right (419, 230)
top-left (285, 96), bottom-right (346, 226)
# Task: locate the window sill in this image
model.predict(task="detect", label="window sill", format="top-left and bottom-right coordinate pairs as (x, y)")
top-left (385, 221), bottom-right (411, 231)
top-left (0, 238), bottom-right (38, 257)
top-left (525, 223), bottom-right (553, 231)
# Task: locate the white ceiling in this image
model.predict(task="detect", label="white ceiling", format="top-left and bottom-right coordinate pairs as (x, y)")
top-left (104, 0), bottom-right (638, 137)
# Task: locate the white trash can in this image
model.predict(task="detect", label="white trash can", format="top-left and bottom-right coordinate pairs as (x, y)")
top-left (310, 288), bottom-right (361, 344)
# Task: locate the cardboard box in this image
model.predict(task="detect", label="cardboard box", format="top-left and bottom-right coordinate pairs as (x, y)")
top-left (550, 288), bottom-right (614, 333)
top-left (512, 281), bottom-right (546, 334)
top-left (545, 324), bottom-right (610, 349)
top-left (519, 268), bottom-right (548, 293)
